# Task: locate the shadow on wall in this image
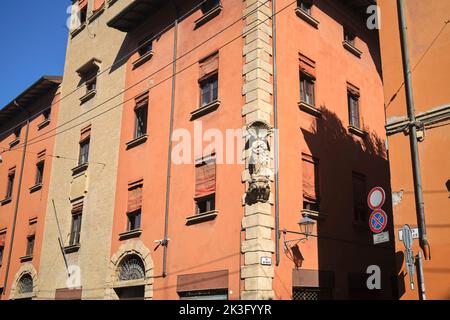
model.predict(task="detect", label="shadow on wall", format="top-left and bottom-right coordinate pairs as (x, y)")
top-left (300, 106), bottom-right (397, 300)
top-left (446, 179), bottom-right (450, 198)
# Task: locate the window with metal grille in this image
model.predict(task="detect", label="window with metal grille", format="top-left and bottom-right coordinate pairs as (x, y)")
top-left (293, 287), bottom-right (332, 300)
top-left (118, 255), bottom-right (145, 281)
top-left (134, 104), bottom-right (148, 139)
top-left (69, 212), bottom-right (82, 246)
top-left (352, 172), bottom-right (367, 222)
top-left (200, 74), bottom-right (218, 107)
top-left (348, 93), bottom-right (360, 128)
top-left (18, 274), bottom-right (33, 294)
top-left (300, 72), bottom-right (315, 106)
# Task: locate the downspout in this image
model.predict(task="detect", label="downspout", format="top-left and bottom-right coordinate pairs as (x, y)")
top-left (272, 0), bottom-right (280, 266)
top-left (2, 103), bottom-right (30, 295)
top-left (397, 0), bottom-right (430, 260)
top-left (162, 5), bottom-right (179, 278)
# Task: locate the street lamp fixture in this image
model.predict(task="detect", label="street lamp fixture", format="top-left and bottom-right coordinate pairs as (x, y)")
top-left (281, 216), bottom-right (316, 246)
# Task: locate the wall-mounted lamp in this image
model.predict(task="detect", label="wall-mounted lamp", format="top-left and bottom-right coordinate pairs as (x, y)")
top-left (298, 216), bottom-right (315, 239)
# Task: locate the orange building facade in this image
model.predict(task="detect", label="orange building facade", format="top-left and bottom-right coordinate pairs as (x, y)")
top-left (0, 76), bottom-right (61, 299)
top-left (379, 0), bottom-right (450, 300)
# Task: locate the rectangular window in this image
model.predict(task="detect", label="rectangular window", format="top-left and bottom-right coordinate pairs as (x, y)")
top-left (43, 109), bottom-right (51, 122)
top-left (0, 232), bottom-right (5, 265)
top-left (138, 38), bottom-right (153, 57)
top-left (195, 158), bottom-right (216, 214)
top-left (348, 93), bottom-right (360, 128)
top-left (79, 6), bottom-right (87, 24)
top-left (6, 170), bottom-right (15, 199)
top-left (298, 0), bottom-right (313, 14)
top-left (0, 246), bottom-right (3, 265)
top-left (35, 161), bottom-right (45, 186)
top-left (127, 209), bottom-right (142, 231)
top-left (353, 172), bottom-right (367, 222)
top-left (300, 72), bottom-right (315, 106)
top-left (200, 74), bottom-right (218, 107)
top-left (70, 212), bottom-right (82, 246)
top-left (134, 104), bottom-right (148, 139)
top-left (344, 28), bottom-right (356, 46)
top-left (201, 0), bottom-right (220, 14)
top-left (86, 77), bottom-right (97, 93)
top-left (78, 139), bottom-right (90, 166)
top-left (302, 154), bottom-right (320, 212)
top-left (26, 235), bottom-right (35, 256)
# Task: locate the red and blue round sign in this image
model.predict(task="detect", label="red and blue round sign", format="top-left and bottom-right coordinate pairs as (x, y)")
top-left (369, 209), bottom-right (388, 234)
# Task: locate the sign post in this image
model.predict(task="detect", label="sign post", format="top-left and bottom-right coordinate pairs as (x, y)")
top-left (367, 187), bottom-right (389, 244)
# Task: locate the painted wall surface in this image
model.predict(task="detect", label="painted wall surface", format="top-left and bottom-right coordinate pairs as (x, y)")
top-left (379, 0), bottom-right (450, 300)
top-left (0, 86), bottom-right (60, 299)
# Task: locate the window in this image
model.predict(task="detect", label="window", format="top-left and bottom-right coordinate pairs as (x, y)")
top-left (78, 139), bottom-right (90, 166)
top-left (134, 104), bottom-right (148, 139)
top-left (17, 274), bottom-right (33, 294)
top-left (35, 161), bottom-right (45, 186)
top-left (0, 232), bottom-right (5, 265)
top-left (85, 77), bottom-right (97, 94)
top-left (26, 235), bottom-right (35, 256)
top-left (69, 212), bottom-right (82, 246)
top-left (344, 28), bottom-right (356, 46)
top-left (196, 195), bottom-right (216, 215)
top-left (127, 209), bottom-right (142, 231)
top-left (348, 92), bottom-right (360, 128)
top-left (6, 170), bottom-right (15, 199)
top-left (302, 154), bottom-right (320, 212)
top-left (10, 128), bottom-right (21, 147)
top-left (200, 74), bottom-right (218, 107)
top-left (293, 287), bottom-right (332, 300)
top-left (298, 0), bottom-right (313, 15)
top-left (79, 6), bottom-right (87, 25)
top-left (138, 38), bottom-right (153, 57)
top-left (353, 173), bottom-right (367, 222)
top-left (300, 72), bottom-right (315, 106)
top-left (195, 158), bottom-right (216, 215)
top-left (201, 0), bottom-right (220, 14)
top-left (0, 246), bottom-right (3, 265)
top-left (43, 109), bottom-right (51, 122)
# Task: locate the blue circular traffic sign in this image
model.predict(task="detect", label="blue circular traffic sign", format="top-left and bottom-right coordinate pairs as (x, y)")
top-left (369, 209), bottom-right (388, 234)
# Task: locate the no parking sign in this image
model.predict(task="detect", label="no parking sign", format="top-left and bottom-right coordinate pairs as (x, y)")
top-left (368, 187), bottom-right (389, 244)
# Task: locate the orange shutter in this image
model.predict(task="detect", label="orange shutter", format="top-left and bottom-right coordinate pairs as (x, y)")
top-left (128, 181), bottom-right (143, 213)
top-left (347, 82), bottom-right (360, 97)
top-left (195, 162), bottom-right (216, 198)
top-left (302, 155), bottom-right (319, 201)
top-left (80, 125), bottom-right (91, 142)
top-left (28, 223), bottom-right (37, 237)
top-left (78, 0), bottom-right (88, 10)
top-left (37, 150), bottom-right (46, 163)
top-left (93, 0), bottom-right (105, 11)
top-left (0, 232), bottom-right (6, 246)
top-left (199, 52), bottom-right (219, 81)
top-left (72, 202), bottom-right (84, 214)
top-left (299, 53), bottom-right (316, 78)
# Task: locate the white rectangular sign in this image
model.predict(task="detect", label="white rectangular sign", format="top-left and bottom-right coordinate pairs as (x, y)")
top-left (260, 257), bottom-right (272, 266)
top-left (398, 228), bottom-right (419, 241)
top-left (373, 231), bottom-right (389, 244)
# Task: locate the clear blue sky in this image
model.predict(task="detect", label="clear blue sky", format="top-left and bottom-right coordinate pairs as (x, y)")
top-left (0, 1), bottom-right (69, 107)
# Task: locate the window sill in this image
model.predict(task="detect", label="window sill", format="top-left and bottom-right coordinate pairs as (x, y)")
top-left (64, 244), bottom-right (81, 254)
top-left (20, 255), bottom-right (33, 263)
top-left (29, 184), bottom-right (43, 193)
top-left (71, 163), bottom-right (89, 176)
top-left (295, 8), bottom-right (319, 29)
top-left (343, 41), bottom-right (362, 58)
top-left (132, 51), bottom-right (154, 69)
top-left (71, 23), bottom-right (86, 38)
top-left (9, 139), bottom-right (20, 148)
top-left (190, 100), bottom-right (221, 120)
top-left (348, 125), bottom-right (367, 137)
top-left (194, 4), bottom-right (223, 29)
top-left (0, 197), bottom-right (12, 206)
top-left (88, 6), bottom-right (105, 23)
top-left (80, 89), bottom-right (97, 104)
top-left (13, 292), bottom-right (36, 300)
top-left (301, 209), bottom-right (327, 220)
top-left (126, 134), bottom-right (148, 150)
top-left (119, 229), bottom-right (143, 241)
top-left (186, 210), bottom-right (218, 226)
top-left (37, 119), bottom-right (51, 130)
top-left (299, 101), bottom-right (321, 118)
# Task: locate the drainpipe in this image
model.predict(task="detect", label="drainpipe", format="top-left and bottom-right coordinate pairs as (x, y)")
top-left (2, 103), bottom-right (30, 296)
top-left (162, 4), bottom-right (179, 278)
top-left (272, 0), bottom-right (280, 266)
top-left (397, 0), bottom-right (431, 260)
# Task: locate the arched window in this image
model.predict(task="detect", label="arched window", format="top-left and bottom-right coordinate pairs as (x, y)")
top-left (18, 274), bottom-right (33, 294)
top-left (117, 255), bottom-right (145, 281)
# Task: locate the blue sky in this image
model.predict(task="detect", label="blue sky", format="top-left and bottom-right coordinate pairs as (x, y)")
top-left (0, 1), bottom-right (69, 107)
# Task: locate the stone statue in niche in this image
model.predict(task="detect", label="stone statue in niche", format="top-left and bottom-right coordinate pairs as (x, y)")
top-left (246, 122), bottom-right (272, 204)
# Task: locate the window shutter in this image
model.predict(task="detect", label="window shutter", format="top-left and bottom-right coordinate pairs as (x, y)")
top-left (195, 160), bottom-right (216, 198)
top-left (8, 167), bottom-right (16, 176)
top-left (0, 232), bottom-right (6, 247)
top-left (72, 202), bottom-right (84, 215)
top-left (93, 0), bottom-right (105, 11)
top-left (78, 0), bottom-right (88, 10)
top-left (199, 52), bottom-right (219, 81)
top-left (37, 150), bottom-right (46, 164)
top-left (128, 181), bottom-right (143, 213)
top-left (28, 222), bottom-right (37, 238)
top-left (299, 53), bottom-right (316, 79)
top-left (347, 82), bottom-right (360, 97)
top-left (302, 154), bottom-right (319, 201)
top-left (80, 125), bottom-right (91, 142)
